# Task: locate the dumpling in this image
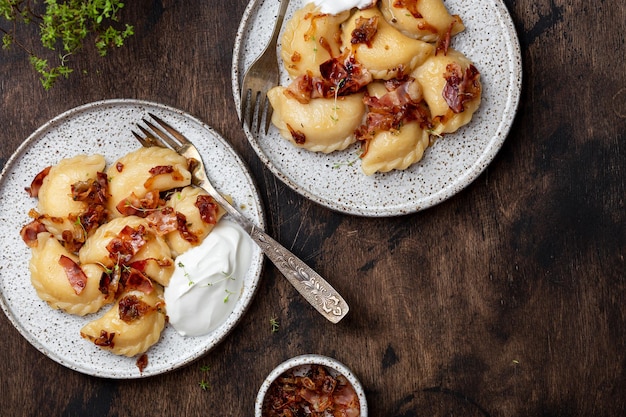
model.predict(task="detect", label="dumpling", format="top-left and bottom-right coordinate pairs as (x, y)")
top-left (379, 0), bottom-right (465, 43)
top-left (106, 147), bottom-right (191, 218)
top-left (281, 3), bottom-right (350, 78)
top-left (360, 120), bottom-right (430, 175)
top-left (29, 232), bottom-right (114, 315)
top-left (165, 186), bottom-right (226, 257)
top-left (267, 86), bottom-right (365, 153)
top-left (341, 7), bottom-right (434, 80)
top-left (37, 154), bottom-right (106, 242)
top-left (80, 286), bottom-right (166, 357)
top-left (78, 216), bottom-right (173, 284)
top-left (412, 48), bottom-right (482, 135)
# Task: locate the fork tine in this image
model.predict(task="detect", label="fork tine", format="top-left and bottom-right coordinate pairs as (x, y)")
top-left (148, 113), bottom-right (190, 145)
top-left (142, 119), bottom-right (180, 150)
top-left (132, 130), bottom-right (153, 147)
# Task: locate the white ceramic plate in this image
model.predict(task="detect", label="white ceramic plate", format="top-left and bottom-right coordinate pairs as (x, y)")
top-left (232, 0), bottom-right (522, 216)
top-left (0, 99), bottom-right (265, 378)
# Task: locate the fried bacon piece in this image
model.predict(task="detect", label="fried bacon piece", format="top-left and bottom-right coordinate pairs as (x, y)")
top-left (355, 77), bottom-right (433, 156)
top-left (116, 190), bottom-right (163, 217)
top-left (144, 165), bottom-right (185, 189)
top-left (350, 15), bottom-right (379, 47)
top-left (93, 330), bottom-right (115, 348)
top-left (122, 264), bottom-right (155, 294)
top-left (106, 225), bottom-right (148, 264)
top-left (442, 62), bottom-right (481, 113)
top-left (71, 172), bottom-right (109, 205)
top-left (20, 219), bottom-right (47, 247)
top-left (285, 51), bottom-right (372, 104)
top-left (25, 166), bottom-right (51, 197)
top-left (195, 195), bottom-right (220, 225)
top-left (263, 365), bottom-right (361, 417)
top-left (145, 206), bottom-right (179, 235)
top-left (58, 254), bottom-right (88, 295)
top-left (118, 294), bottom-right (154, 323)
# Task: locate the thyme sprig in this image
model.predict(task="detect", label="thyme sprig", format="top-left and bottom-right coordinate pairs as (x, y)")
top-left (1, 0), bottom-right (134, 89)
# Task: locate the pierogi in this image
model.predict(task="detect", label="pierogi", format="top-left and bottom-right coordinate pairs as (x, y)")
top-left (268, 0), bottom-right (482, 175)
top-left (20, 146), bottom-right (225, 361)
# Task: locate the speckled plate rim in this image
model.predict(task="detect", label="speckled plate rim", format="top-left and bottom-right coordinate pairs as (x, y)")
top-left (255, 354), bottom-right (368, 416)
top-left (0, 99), bottom-right (266, 379)
top-left (232, 0), bottom-right (522, 217)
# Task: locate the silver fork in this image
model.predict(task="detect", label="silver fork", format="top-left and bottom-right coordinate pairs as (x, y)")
top-left (132, 114), bottom-right (349, 323)
top-left (240, 0), bottom-right (290, 135)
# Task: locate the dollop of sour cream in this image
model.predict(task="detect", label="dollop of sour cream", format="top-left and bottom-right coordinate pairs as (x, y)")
top-left (164, 220), bottom-right (253, 337)
top-left (312, 0), bottom-right (376, 15)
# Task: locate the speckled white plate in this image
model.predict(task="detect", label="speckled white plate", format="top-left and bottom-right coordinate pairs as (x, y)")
top-left (232, 0), bottom-right (522, 216)
top-left (255, 354), bottom-right (368, 416)
top-left (0, 99), bottom-right (265, 378)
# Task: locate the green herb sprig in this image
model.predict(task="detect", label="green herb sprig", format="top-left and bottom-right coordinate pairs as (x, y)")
top-left (1, 0), bottom-right (134, 89)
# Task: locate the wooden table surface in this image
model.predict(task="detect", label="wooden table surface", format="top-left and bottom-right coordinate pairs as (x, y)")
top-left (1, 0), bottom-right (624, 416)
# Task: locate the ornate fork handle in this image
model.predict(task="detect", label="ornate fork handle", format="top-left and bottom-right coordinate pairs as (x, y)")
top-left (248, 227), bottom-right (349, 323)
top-left (193, 171), bottom-right (349, 323)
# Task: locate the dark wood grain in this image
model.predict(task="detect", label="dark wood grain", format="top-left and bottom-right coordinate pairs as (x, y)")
top-left (1, 0), bottom-right (624, 416)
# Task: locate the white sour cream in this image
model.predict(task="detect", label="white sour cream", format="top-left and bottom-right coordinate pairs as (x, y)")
top-left (312, 0), bottom-right (376, 15)
top-left (164, 220), bottom-right (253, 337)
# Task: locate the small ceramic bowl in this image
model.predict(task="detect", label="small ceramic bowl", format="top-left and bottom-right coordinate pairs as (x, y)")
top-left (255, 354), bottom-right (368, 417)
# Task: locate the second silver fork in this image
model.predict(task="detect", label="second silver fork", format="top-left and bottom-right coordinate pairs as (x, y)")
top-left (240, 0), bottom-right (290, 135)
top-left (134, 114), bottom-right (349, 323)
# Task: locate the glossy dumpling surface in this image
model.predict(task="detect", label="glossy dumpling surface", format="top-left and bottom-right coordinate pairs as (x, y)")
top-left (413, 48), bottom-right (482, 135)
top-left (379, 0), bottom-right (465, 43)
top-left (80, 287), bottom-right (166, 357)
top-left (29, 232), bottom-right (114, 315)
top-left (106, 147), bottom-right (191, 217)
top-left (165, 186), bottom-right (226, 257)
top-left (341, 7), bottom-right (435, 80)
top-left (268, 86), bottom-right (366, 153)
top-left (360, 120), bottom-right (430, 175)
top-left (281, 3), bottom-right (350, 78)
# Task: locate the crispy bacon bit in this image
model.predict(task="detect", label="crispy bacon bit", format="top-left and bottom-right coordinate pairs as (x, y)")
top-left (123, 263), bottom-right (155, 294)
top-left (145, 206), bottom-right (179, 235)
top-left (176, 212), bottom-right (200, 244)
top-left (435, 20), bottom-right (456, 55)
top-left (287, 124), bottom-right (307, 145)
top-left (118, 294), bottom-right (153, 323)
top-left (263, 365), bottom-right (361, 417)
top-left (106, 225), bottom-right (147, 263)
top-left (442, 63), bottom-right (481, 113)
top-left (144, 165), bottom-right (185, 189)
top-left (350, 16), bottom-right (378, 46)
top-left (58, 255), bottom-right (88, 295)
top-left (116, 162), bottom-right (124, 172)
top-left (71, 172), bottom-right (109, 204)
top-left (92, 330), bottom-right (115, 347)
top-left (285, 51), bottom-right (372, 104)
top-left (355, 77), bottom-right (433, 155)
top-left (20, 220), bottom-right (47, 247)
top-left (117, 190), bottom-right (162, 217)
top-left (393, 0), bottom-right (422, 18)
top-left (136, 354), bottom-right (149, 373)
top-left (195, 195), bottom-right (220, 225)
top-left (25, 166), bottom-right (51, 197)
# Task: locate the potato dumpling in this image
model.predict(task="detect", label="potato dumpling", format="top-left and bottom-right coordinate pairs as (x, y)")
top-left (106, 147), bottom-right (191, 217)
top-left (268, 86), bottom-right (365, 153)
top-left (165, 186), bottom-right (226, 257)
top-left (379, 0), bottom-right (465, 43)
top-left (360, 120), bottom-right (430, 175)
top-left (79, 216), bottom-right (173, 286)
top-left (80, 287), bottom-right (166, 357)
top-left (412, 48), bottom-right (482, 135)
top-left (30, 232), bottom-right (114, 315)
top-left (36, 154), bottom-right (106, 241)
top-left (341, 7), bottom-right (434, 80)
top-left (281, 3), bottom-right (350, 78)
